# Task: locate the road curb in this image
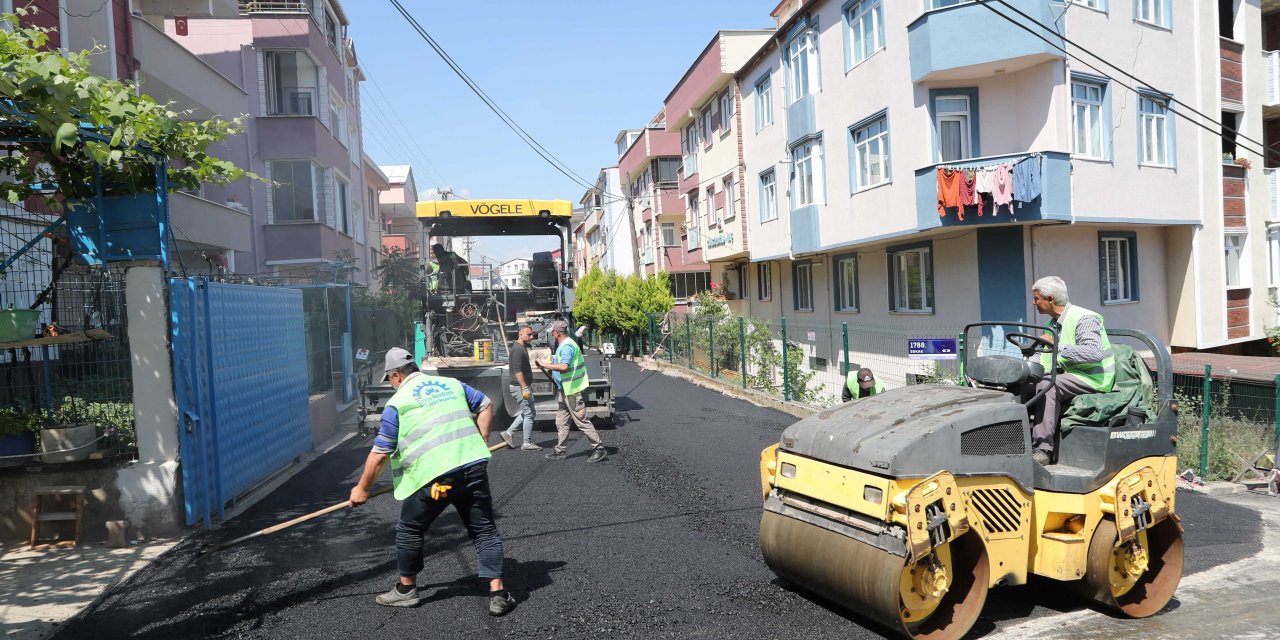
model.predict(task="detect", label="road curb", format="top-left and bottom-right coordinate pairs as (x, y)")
top-left (633, 358), bottom-right (817, 419)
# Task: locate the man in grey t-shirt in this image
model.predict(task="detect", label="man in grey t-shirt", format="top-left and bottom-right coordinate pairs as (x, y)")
top-left (501, 326), bottom-right (540, 450)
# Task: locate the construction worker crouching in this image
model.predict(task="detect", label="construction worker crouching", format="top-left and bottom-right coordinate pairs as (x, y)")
top-left (348, 347), bottom-right (516, 615)
top-left (842, 367), bottom-right (884, 403)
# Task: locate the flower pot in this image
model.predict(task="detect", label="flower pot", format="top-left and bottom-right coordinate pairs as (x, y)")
top-left (40, 424), bottom-right (98, 463)
top-left (0, 432), bottom-right (36, 467)
top-left (0, 309), bottom-right (41, 343)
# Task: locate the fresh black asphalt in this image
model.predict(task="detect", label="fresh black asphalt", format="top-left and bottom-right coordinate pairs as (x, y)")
top-left (51, 359), bottom-right (1264, 639)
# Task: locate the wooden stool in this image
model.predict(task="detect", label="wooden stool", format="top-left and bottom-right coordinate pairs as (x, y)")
top-left (30, 486), bottom-right (85, 549)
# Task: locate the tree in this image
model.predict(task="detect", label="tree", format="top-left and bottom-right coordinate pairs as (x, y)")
top-left (373, 248), bottom-right (425, 299)
top-left (518, 270), bottom-right (531, 289)
top-left (0, 10), bottom-right (257, 208)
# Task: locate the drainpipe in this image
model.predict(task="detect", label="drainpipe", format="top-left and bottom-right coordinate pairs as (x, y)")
top-left (1028, 224), bottom-right (1038, 322)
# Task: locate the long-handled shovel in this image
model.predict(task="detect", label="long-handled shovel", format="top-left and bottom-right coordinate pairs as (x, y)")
top-left (195, 441), bottom-right (510, 558)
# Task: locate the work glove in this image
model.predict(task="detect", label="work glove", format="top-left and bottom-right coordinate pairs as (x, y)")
top-left (521, 387), bottom-right (532, 400)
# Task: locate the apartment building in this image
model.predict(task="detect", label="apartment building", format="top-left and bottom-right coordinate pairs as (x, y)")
top-left (616, 115), bottom-right (689, 286)
top-left (362, 155), bottom-right (390, 284)
top-left (379, 164), bottom-right (419, 256)
top-left (178, 0), bottom-right (374, 285)
top-left (577, 167), bottom-right (637, 277)
top-left (500, 258), bottom-right (530, 289)
top-left (733, 0), bottom-right (1269, 360)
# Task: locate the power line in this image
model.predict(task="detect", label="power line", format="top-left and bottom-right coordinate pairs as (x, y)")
top-left (386, 0), bottom-right (629, 204)
top-left (975, 0), bottom-right (1280, 166)
top-left (361, 69), bottom-right (455, 191)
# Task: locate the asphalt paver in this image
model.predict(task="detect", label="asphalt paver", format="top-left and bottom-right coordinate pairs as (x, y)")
top-left (51, 360), bottom-right (1266, 639)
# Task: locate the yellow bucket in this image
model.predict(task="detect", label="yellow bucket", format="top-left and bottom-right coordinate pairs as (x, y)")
top-left (473, 339), bottom-right (493, 363)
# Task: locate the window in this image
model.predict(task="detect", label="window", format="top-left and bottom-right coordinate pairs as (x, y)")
top-left (834, 254), bottom-right (858, 312)
top-left (329, 92), bottom-right (347, 146)
top-left (755, 76), bottom-right (774, 130)
top-left (1099, 233), bottom-right (1138, 303)
top-left (851, 113), bottom-right (890, 190)
top-left (656, 158), bottom-right (680, 186)
top-left (724, 175), bottom-right (737, 220)
top-left (721, 89), bottom-right (735, 126)
top-left (325, 9), bottom-right (340, 51)
top-left (1069, 0), bottom-right (1104, 8)
top-left (265, 51), bottom-right (320, 116)
top-left (705, 103), bottom-right (717, 142)
top-left (661, 222), bottom-right (677, 247)
top-left (682, 123), bottom-right (699, 175)
top-left (1072, 80), bottom-right (1105, 158)
top-left (760, 170), bottom-right (778, 222)
top-left (1136, 0), bottom-right (1170, 28)
top-left (934, 95), bottom-right (972, 162)
top-left (687, 192), bottom-right (701, 250)
top-left (793, 262), bottom-right (814, 311)
top-left (889, 244), bottom-right (933, 312)
top-left (736, 263), bottom-right (748, 299)
top-left (1225, 232), bottom-right (1247, 287)
top-left (1269, 228), bottom-right (1280, 288)
top-left (786, 29), bottom-right (819, 104)
top-left (269, 160), bottom-right (318, 222)
top-left (758, 262), bottom-right (773, 301)
top-left (335, 178), bottom-right (350, 234)
top-left (706, 186), bottom-right (718, 227)
top-left (1139, 93), bottom-right (1171, 166)
top-left (844, 0), bottom-right (885, 68)
top-left (791, 139), bottom-right (824, 208)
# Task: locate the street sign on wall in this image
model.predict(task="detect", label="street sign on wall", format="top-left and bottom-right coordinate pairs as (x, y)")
top-left (908, 338), bottom-right (958, 360)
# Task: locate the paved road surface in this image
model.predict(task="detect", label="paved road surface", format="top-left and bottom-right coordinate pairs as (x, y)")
top-left (52, 361), bottom-right (1269, 639)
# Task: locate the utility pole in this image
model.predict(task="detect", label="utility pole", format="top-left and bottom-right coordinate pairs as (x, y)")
top-left (626, 195), bottom-right (641, 277)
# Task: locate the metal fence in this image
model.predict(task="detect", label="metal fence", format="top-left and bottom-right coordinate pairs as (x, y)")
top-left (639, 311), bottom-right (965, 409)
top-left (1172, 366), bottom-right (1279, 482)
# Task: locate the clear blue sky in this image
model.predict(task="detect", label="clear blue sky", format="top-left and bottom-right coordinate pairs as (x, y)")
top-left (348, 1), bottom-right (773, 264)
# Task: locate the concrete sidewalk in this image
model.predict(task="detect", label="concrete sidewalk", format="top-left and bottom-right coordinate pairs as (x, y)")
top-left (0, 423), bottom-right (357, 640)
top-left (0, 540), bottom-right (179, 640)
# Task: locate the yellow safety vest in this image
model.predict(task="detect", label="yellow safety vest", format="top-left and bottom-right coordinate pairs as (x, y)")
top-left (1041, 305), bottom-right (1115, 393)
top-left (556, 339), bottom-right (589, 395)
top-left (385, 374), bottom-right (491, 499)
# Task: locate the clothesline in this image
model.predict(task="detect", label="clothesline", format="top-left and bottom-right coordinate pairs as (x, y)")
top-left (936, 154), bottom-right (1043, 221)
top-left (937, 152), bottom-right (1042, 173)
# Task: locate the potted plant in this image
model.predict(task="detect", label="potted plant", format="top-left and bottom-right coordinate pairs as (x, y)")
top-left (0, 407), bottom-right (40, 465)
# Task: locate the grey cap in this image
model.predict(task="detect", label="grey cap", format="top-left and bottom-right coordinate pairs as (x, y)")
top-left (857, 368), bottom-right (875, 389)
top-left (382, 347), bottom-right (415, 382)
top-left (551, 320), bottom-right (569, 333)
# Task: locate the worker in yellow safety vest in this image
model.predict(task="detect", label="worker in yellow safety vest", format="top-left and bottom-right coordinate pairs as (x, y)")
top-left (536, 320), bottom-right (608, 462)
top-left (842, 368), bottom-right (884, 403)
top-left (348, 347), bottom-right (516, 615)
top-left (1030, 276), bottom-right (1115, 467)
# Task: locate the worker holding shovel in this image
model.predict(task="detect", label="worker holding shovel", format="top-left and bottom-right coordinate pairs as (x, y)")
top-left (349, 347), bottom-right (516, 615)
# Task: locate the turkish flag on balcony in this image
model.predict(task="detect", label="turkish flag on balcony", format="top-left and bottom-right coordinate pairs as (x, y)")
top-left (175, 16), bottom-right (188, 36)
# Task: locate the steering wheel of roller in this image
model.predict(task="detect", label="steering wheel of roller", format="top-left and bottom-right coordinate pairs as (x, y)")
top-left (460, 302), bottom-right (480, 319)
top-left (1006, 331), bottom-right (1054, 358)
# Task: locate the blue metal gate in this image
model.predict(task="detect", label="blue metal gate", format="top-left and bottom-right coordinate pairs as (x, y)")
top-left (170, 278), bottom-right (312, 527)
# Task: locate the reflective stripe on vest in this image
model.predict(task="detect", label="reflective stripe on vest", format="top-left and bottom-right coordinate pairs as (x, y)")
top-left (558, 340), bottom-right (588, 395)
top-left (1040, 305), bottom-right (1115, 393)
top-left (845, 372), bottom-right (884, 400)
top-left (385, 374), bottom-right (492, 499)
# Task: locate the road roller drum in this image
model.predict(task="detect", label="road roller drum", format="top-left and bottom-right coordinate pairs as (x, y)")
top-left (758, 323), bottom-right (1184, 640)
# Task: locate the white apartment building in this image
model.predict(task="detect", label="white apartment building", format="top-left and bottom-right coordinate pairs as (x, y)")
top-left (500, 258), bottom-right (530, 289)
top-left (734, 0), bottom-right (1269, 369)
top-left (578, 167), bottom-right (636, 277)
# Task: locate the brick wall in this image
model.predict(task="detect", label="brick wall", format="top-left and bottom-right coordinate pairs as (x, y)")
top-left (1227, 287), bottom-right (1251, 340)
top-left (1221, 38), bottom-right (1244, 106)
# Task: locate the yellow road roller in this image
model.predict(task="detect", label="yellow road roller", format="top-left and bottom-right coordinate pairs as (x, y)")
top-left (759, 323), bottom-right (1183, 640)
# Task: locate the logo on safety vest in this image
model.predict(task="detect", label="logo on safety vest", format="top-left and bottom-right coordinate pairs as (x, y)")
top-left (411, 379), bottom-right (452, 406)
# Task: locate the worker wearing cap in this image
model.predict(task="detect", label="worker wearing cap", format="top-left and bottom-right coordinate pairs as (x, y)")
top-left (842, 367), bottom-right (884, 403)
top-left (537, 320), bottom-right (607, 462)
top-left (348, 347), bottom-right (516, 615)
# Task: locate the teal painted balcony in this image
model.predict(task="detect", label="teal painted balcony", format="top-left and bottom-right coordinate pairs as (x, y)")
top-left (790, 205), bottom-right (820, 255)
top-left (907, 0), bottom-right (1064, 83)
top-left (913, 151), bottom-right (1072, 230)
top-left (786, 94), bottom-right (818, 145)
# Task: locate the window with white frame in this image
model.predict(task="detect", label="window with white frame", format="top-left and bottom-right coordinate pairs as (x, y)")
top-left (791, 138), bottom-right (824, 208)
top-left (329, 92), bottom-right (347, 146)
top-left (335, 177), bottom-right (350, 234)
top-left (1139, 94), bottom-right (1170, 166)
top-left (835, 254), bottom-right (858, 312)
top-left (1269, 227), bottom-right (1280, 288)
top-left (687, 192), bottom-right (701, 250)
top-left (1072, 80), bottom-right (1105, 158)
top-left (889, 244), bottom-right (933, 312)
top-left (682, 123), bottom-right (699, 175)
top-left (736, 263), bottom-right (748, 299)
top-left (793, 262), bottom-right (813, 311)
top-left (1069, 0), bottom-right (1104, 9)
top-left (661, 222), bottom-right (677, 247)
top-left (353, 201), bottom-right (366, 244)
top-left (786, 29), bottom-right (819, 104)
top-left (845, 0), bottom-right (885, 68)
top-left (1136, 0), bottom-right (1168, 28)
top-left (1100, 234), bottom-right (1136, 303)
top-left (758, 262), bottom-right (773, 300)
top-left (724, 175), bottom-right (736, 220)
top-left (264, 51), bottom-right (320, 116)
top-left (760, 170), bottom-right (778, 222)
top-left (720, 89), bottom-right (734, 128)
top-left (1225, 232), bottom-right (1247, 287)
top-left (706, 102), bottom-right (717, 141)
top-left (934, 95), bottom-right (971, 162)
top-left (755, 76), bottom-right (774, 130)
top-left (852, 114), bottom-right (890, 190)
top-left (325, 8), bottom-right (340, 52)
top-left (706, 186), bottom-right (718, 227)
top-left (269, 160), bottom-right (318, 222)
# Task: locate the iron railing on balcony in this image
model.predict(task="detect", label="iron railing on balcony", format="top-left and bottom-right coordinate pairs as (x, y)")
top-left (239, 1), bottom-right (313, 15)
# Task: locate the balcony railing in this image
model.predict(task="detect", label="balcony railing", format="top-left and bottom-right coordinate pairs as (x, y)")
top-left (913, 150), bottom-right (1072, 229)
top-left (643, 249), bottom-right (654, 265)
top-left (239, 1), bottom-right (312, 14)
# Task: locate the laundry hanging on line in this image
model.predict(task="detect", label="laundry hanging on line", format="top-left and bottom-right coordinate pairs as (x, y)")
top-left (935, 154), bottom-right (1042, 220)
